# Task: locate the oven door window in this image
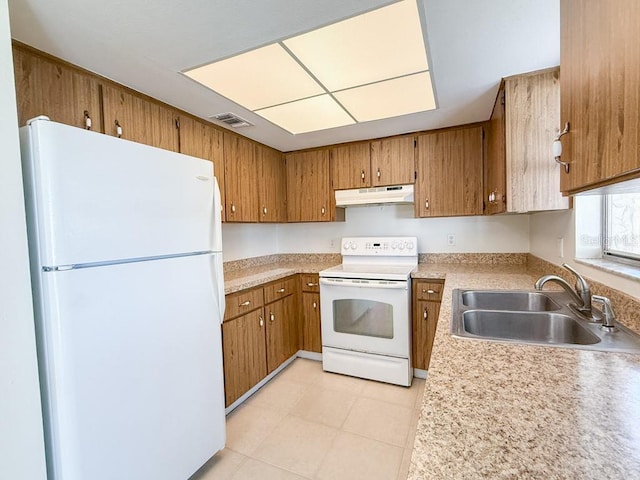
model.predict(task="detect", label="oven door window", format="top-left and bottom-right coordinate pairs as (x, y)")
top-left (333, 299), bottom-right (393, 339)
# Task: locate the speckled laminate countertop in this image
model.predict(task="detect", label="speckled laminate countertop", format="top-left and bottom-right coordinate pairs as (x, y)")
top-left (407, 268), bottom-right (640, 480)
top-left (224, 262), bottom-right (339, 294)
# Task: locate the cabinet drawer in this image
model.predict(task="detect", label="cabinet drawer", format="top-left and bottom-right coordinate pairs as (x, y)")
top-left (224, 287), bottom-right (264, 321)
top-left (300, 274), bottom-right (320, 293)
top-left (264, 276), bottom-right (296, 304)
top-left (414, 280), bottom-right (444, 301)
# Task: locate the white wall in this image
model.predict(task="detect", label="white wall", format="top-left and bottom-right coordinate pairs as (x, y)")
top-left (530, 208), bottom-right (639, 301)
top-left (0, 0), bottom-right (47, 477)
top-left (222, 223), bottom-right (278, 261)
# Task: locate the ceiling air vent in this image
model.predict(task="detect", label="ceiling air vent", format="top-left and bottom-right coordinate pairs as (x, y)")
top-left (209, 112), bottom-right (253, 128)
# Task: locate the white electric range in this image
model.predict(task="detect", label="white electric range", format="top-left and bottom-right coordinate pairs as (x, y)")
top-left (319, 236), bottom-right (417, 386)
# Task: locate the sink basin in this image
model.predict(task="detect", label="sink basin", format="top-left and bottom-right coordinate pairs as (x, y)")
top-left (461, 290), bottom-right (560, 312)
top-left (462, 310), bottom-right (600, 345)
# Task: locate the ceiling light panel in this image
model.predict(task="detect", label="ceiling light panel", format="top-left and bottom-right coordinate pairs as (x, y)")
top-left (283, 0), bottom-right (428, 92)
top-left (334, 71), bottom-right (435, 122)
top-left (255, 95), bottom-right (355, 134)
top-left (184, 43), bottom-right (324, 110)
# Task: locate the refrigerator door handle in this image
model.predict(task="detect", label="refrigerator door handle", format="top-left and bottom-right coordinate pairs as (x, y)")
top-left (212, 177), bottom-right (223, 253)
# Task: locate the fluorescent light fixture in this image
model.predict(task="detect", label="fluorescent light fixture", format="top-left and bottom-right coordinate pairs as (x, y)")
top-left (283, 0), bottom-right (428, 92)
top-left (183, 0), bottom-right (436, 134)
top-left (184, 43), bottom-right (324, 110)
top-left (334, 72), bottom-right (435, 122)
top-left (255, 95), bottom-right (355, 134)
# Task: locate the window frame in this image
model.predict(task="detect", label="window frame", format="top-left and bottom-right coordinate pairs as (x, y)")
top-left (602, 194), bottom-right (640, 267)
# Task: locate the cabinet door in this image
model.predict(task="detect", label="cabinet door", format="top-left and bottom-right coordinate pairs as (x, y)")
top-left (12, 45), bottom-right (102, 132)
top-left (178, 116), bottom-right (226, 221)
top-left (560, 0), bottom-right (640, 193)
top-left (330, 142), bottom-right (371, 190)
top-left (412, 300), bottom-right (440, 370)
top-left (257, 144), bottom-right (287, 222)
top-left (302, 292), bottom-right (322, 353)
top-left (224, 132), bottom-right (259, 222)
top-left (370, 136), bottom-right (415, 187)
top-left (265, 294), bottom-right (298, 374)
top-left (222, 309), bottom-right (267, 407)
top-left (102, 84), bottom-right (179, 151)
top-left (285, 149), bottom-right (334, 222)
top-left (485, 86), bottom-right (507, 215)
top-left (416, 126), bottom-right (484, 218)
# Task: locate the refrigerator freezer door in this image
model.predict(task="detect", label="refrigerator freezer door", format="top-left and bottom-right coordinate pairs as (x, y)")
top-left (36, 254), bottom-right (225, 480)
top-left (20, 119), bottom-right (221, 267)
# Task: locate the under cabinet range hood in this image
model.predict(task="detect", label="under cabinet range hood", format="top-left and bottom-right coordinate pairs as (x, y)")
top-left (335, 184), bottom-right (414, 207)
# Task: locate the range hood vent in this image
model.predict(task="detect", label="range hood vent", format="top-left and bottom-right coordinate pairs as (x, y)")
top-left (335, 184), bottom-right (414, 207)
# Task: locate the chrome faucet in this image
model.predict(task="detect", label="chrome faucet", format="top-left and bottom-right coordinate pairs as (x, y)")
top-left (535, 263), bottom-right (599, 321)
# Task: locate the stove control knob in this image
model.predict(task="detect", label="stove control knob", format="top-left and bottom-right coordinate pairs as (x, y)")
top-left (406, 241), bottom-right (414, 250)
top-left (350, 242), bottom-right (358, 250)
top-left (343, 242), bottom-right (350, 250)
top-left (398, 243), bottom-right (405, 250)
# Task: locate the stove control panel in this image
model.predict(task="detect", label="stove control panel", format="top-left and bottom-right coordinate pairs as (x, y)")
top-left (341, 237), bottom-right (418, 256)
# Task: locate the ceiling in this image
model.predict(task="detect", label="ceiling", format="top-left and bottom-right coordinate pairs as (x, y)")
top-left (8, 0), bottom-right (560, 152)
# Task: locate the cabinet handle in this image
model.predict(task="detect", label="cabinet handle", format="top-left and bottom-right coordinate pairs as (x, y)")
top-left (425, 199), bottom-right (429, 210)
top-left (423, 308), bottom-right (428, 320)
top-left (239, 300), bottom-right (251, 307)
top-left (313, 301), bottom-right (317, 309)
top-left (262, 206), bottom-right (267, 216)
top-left (231, 203), bottom-right (236, 213)
top-left (423, 289), bottom-right (438, 295)
top-left (83, 110), bottom-right (92, 130)
top-left (114, 119), bottom-right (122, 138)
top-left (269, 312), bottom-right (275, 322)
top-left (259, 315), bottom-right (264, 327)
top-left (361, 169), bottom-right (366, 182)
top-left (306, 282), bottom-right (318, 287)
top-left (277, 288), bottom-right (286, 293)
top-left (488, 191), bottom-right (495, 204)
top-left (321, 206), bottom-right (326, 215)
top-left (377, 168), bottom-right (381, 179)
top-left (553, 122), bottom-right (571, 173)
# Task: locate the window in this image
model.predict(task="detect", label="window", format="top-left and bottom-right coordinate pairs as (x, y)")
top-left (603, 192), bottom-right (640, 263)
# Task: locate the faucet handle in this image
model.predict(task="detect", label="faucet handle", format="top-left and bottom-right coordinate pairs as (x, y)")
top-left (592, 295), bottom-right (617, 332)
top-left (562, 263), bottom-right (590, 293)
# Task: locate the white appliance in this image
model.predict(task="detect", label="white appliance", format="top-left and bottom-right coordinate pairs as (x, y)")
top-left (19, 117), bottom-right (226, 480)
top-left (335, 184), bottom-right (414, 207)
top-left (319, 236), bottom-right (417, 386)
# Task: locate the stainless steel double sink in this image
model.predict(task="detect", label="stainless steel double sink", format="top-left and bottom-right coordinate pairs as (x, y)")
top-left (451, 289), bottom-right (640, 354)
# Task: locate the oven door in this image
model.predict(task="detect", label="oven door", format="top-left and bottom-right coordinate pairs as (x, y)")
top-left (319, 277), bottom-right (410, 358)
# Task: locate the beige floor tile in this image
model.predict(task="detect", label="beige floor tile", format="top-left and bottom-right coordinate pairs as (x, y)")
top-left (252, 416), bottom-right (338, 478)
top-left (343, 397), bottom-right (414, 447)
top-left (231, 458), bottom-right (308, 480)
top-left (190, 448), bottom-right (247, 479)
top-left (315, 370), bottom-right (368, 395)
top-left (396, 446), bottom-right (413, 480)
top-left (360, 379), bottom-right (421, 408)
top-left (225, 403), bottom-right (286, 456)
top-left (245, 377), bottom-right (311, 414)
top-left (316, 431), bottom-right (403, 480)
top-left (405, 408), bottom-right (421, 448)
top-left (289, 385), bottom-right (357, 428)
top-left (276, 358), bottom-right (323, 385)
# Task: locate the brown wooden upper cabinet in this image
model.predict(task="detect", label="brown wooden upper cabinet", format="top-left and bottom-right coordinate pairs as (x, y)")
top-left (256, 144), bottom-right (287, 223)
top-left (486, 68), bottom-right (568, 214)
top-left (559, 0), bottom-right (640, 193)
top-left (416, 125), bottom-right (484, 218)
top-left (370, 136), bottom-right (416, 187)
top-left (286, 149), bottom-right (343, 222)
top-left (330, 142), bottom-right (371, 190)
top-left (12, 43), bottom-right (102, 132)
top-left (224, 132), bottom-right (259, 222)
top-left (178, 116), bottom-right (226, 222)
top-left (102, 84), bottom-right (180, 152)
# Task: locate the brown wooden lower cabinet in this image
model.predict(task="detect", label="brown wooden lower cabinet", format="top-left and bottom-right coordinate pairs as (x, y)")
top-left (412, 280), bottom-right (444, 370)
top-left (300, 273), bottom-right (322, 353)
top-left (265, 293), bottom-right (298, 374)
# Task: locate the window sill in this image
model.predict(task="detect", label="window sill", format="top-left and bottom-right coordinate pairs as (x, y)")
top-left (575, 257), bottom-right (640, 283)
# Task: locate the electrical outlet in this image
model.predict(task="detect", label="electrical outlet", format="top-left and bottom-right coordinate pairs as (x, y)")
top-left (557, 237), bottom-right (564, 258)
top-left (447, 234), bottom-right (456, 246)
top-left (330, 238), bottom-right (336, 248)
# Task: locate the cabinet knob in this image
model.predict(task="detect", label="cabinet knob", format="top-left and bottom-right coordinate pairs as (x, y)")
top-left (553, 122), bottom-right (571, 173)
top-left (84, 110), bottom-right (92, 130)
top-left (231, 203), bottom-right (236, 213)
top-left (277, 288), bottom-right (286, 293)
top-left (423, 308), bottom-right (428, 320)
top-left (423, 289), bottom-right (438, 295)
top-left (361, 170), bottom-right (366, 181)
top-left (269, 312), bottom-right (275, 322)
top-left (114, 119), bottom-right (122, 138)
top-left (239, 300), bottom-right (251, 307)
top-left (313, 301), bottom-right (317, 309)
top-left (259, 315), bottom-right (264, 327)
top-left (263, 206), bottom-right (267, 216)
top-left (425, 199), bottom-right (429, 210)
top-left (377, 168), bottom-right (381, 179)
top-left (307, 282), bottom-right (318, 287)
top-left (321, 206), bottom-right (326, 215)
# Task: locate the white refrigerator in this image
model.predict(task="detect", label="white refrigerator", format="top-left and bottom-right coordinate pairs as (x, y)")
top-left (19, 117), bottom-right (226, 480)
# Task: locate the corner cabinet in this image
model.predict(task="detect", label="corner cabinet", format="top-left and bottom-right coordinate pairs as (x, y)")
top-left (370, 136), bottom-right (416, 187)
top-left (486, 68), bottom-right (568, 213)
top-left (285, 149), bottom-right (344, 222)
top-left (12, 43), bottom-right (103, 132)
top-left (412, 279), bottom-right (443, 371)
top-left (559, 0), bottom-right (640, 193)
top-left (416, 125), bottom-right (484, 218)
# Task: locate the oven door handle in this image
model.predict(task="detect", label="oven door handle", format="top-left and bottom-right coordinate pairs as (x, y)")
top-left (320, 278), bottom-right (408, 289)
